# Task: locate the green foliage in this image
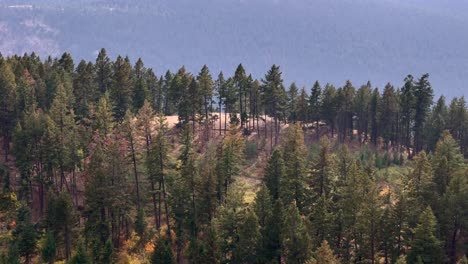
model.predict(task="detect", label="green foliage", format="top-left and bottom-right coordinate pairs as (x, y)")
top-left (151, 236), bottom-right (174, 264)
top-left (68, 244), bottom-right (91, 264)
top-left (41, 232), bottom-right (56, 264)
top-left (12, 206), bottom-right (36, 264)
top-left (407, 207), bottom-right (444, 264)
top-left (282, 202), bottom-right (312, 264)
top-left (244, 140), bottom-right (258, 160)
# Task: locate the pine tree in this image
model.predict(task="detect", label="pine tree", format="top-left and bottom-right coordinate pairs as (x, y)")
top-left (12, 206), bottom-right (36, 264)
top-left (69, 244), bottom-right (91, 264)
top-left (354, 82), bottom-right (371, 144)
top-left (95, 48), bottom-right (112, 94)
top-left (133, 58), bottom-right (149, 111)
top-left (0, 60), bottom-right (17, 162)
top-left (46, 192), bottom-right (78, 260)
top-left (73, 60), bottom-right (96, 118)
top-left (297, 87), bottom-right (309, 125)
top-left (400, 75), bottom-right (416, 152)
top-left (262, 65), bottom-right (287, 146)
top-left (370, 88), bottom-right (380, 146)
top-left (197, 65), bottom-right (214, 140)
top-left (313, 240), bottom-right (338, 264)
top-left (109, 55), bottom-right (133, 120)
top-left (234, 209), bottom-right (261, 263)
top-left (92, 94), bottom-right (115, 136)
top-left (439, 166), bottom-right (467, 263)
top-left (432, 131), bottom-right (463, 195)
top-left (407, 207), bottom-right (444, 264)
top-left (309, 80), bottom-right (322, 139)
top-left (321, 84), bottom-right (338, 137)
top-left (151, 236), bottom-right (175, 264)
top-left (288, 82), bottom-right (299, 123)
top-left (282, 202), bottom-right (312, 264)
top-left (215, 182), bottom-right (245, 263)
top-left (217, 124), bottom-right (245, 200)
top-left (336, 81), bottom-right (355, 142)
top-left (280, 124), bottom-right (308, 211)
top-left (264, 149), bottom-right (285, 200)
top-left (413, 73), bottom-right (434, 152)
top-left (147, 114), bottom-right (171, 232)
top-left (426, 96), bottom-right (448, 151)
top-left (310, 137), bottom-right (337, 198)
top-left (379, 83), bottom-right (398, 148)
top-left (41, 232), bottom-right (56, 264)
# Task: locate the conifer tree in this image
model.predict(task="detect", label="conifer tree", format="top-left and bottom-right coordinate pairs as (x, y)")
top-left (321, 84), bottom-right (338, 137)
top-left (407, 207), bottom-right (444, 264)
top-left (95, 48), bottom-right (112, 94)
top-left (297, 87), bottom-right (309, 125)
top-left (197, 65), bottom-right (214, 139)
top-left (12, 206), bottom-right (36, 264)
top-left (354, 82), bottom-right (371, 144)
top-left (0, 60), bottom-right (17, 162)
top-left (234, 209), bottom-right (261, 263)
top-left (264, 149), bottom-right (285, 200)
top-left (73, 60), bottom-right (96, 118)
top-left (41, 232), bottom-right (56, 264)
top-left (262, 65), bottom-right (287, 146)
top-left (309, 80), bottom-right (322, 139)
top-left (280, 124), bottom-right (308, 211)
top-left (282, 202), bottom-right (312, 264)
top-left (313, 240), bottom-right (338, 264)
top-left (413, 73), bottom-right (434, 152)
top-left (310, 137), bottom-right (337, 199)
top-left (109, 55), bottom-right (133, 120)
top-left (288, 82), bottom-right (299, 123)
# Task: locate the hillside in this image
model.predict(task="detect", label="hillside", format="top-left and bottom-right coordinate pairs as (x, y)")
top-left (1, 0), bottom-right (468, 97)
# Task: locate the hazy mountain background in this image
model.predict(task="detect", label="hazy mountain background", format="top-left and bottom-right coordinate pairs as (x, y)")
top-left (1, 0), bottom-right (467, 97)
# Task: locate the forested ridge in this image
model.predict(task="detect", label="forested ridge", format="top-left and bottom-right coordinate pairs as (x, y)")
top-left (0, 50), bottom-right (467, 263)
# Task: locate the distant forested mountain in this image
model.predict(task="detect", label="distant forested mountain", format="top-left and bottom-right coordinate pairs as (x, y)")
top-left (1, 0), bottom-right (468, 97)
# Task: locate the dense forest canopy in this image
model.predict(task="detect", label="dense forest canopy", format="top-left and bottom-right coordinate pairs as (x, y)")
top-left (1, 0), bottom-right (468, 98)
top-left (0, 51), bottom-right (467, 263)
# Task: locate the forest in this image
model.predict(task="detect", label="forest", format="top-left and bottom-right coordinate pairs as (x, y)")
top-left (0, 50), bottom-right (467, 264)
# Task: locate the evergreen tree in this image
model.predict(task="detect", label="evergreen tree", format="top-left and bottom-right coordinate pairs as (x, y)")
top-left (354, 82), bottom-right (371, 144)
top-left (197, 65), bottom-right (214, 139)
top-left (288, 82), bottom-right (299, 123)
top-left (312, 240), bottom-right (338, 264)
top-left (413, 74), bottom-right (434, 152)
top-left (280, 124), bottom-right (308, 211)
top-left (321, 84), bottom-right (338, 137)
top-left (0, 60), bottom-right (17, 162)
top-left (309, 80), bottom-right (322, 139)
top-left (12, 206), bottom-right (36, 264)
top-left (69, 244), bottom-right (91, 264)
top-left (297, 87), bottom-right (309, 125)
top-left (310, 137), bottom-right (337, 199)
top-left (73, 60), bottom-right (96, 118)
top-left (432, 131), bottom-right (463, 195)
top-left (95, 48), bottom-right (112, 94)
top-left (151, 236), bottom-right (175, 264)
top-left (426, 96), bottom-right (448, 151)
top-left (407, 207), bottom-right (444, 264)
top-left (109, 55), bottom-right (133, 120)
top-left (41, 232), bottom-right (56, 264)
top-left (264, 149), bottom-right (285, 200)
top-left (132, 58), bottom-right (149, 111)
top-left (400, 75), bottom-right (416, 151)
top-left (234, 209), bottom-right (261, 263)
top-left (282, 202), bottom-right (312, 264)
top-left (262, 65), bottom-right (287, 146)
top-left (379, 83), bottom-right (399, 148)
